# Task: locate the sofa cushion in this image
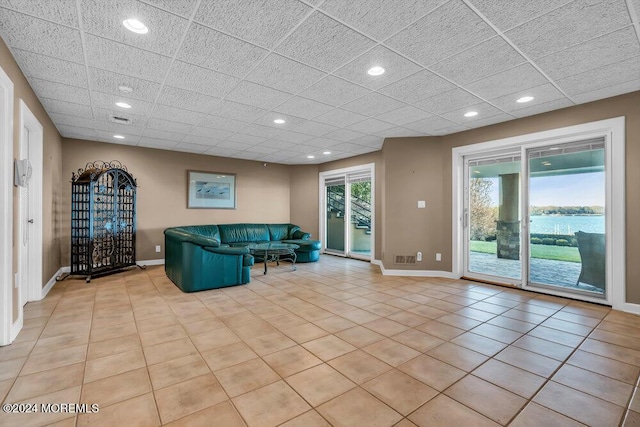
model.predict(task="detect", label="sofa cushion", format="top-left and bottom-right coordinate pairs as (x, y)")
top-left (219, 223), bottom-right (270, 244)
top-left (282, 239), bottom-right (321, 252)
top-left (267, 224), bottom-right (290, 241)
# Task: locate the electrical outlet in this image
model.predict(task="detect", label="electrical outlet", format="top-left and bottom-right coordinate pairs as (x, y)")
top-left (416, 251), bottom-right (422, 262)
top-left (155, 245), bottom-right (161, 253)
top-left (435, 253), bottom-right (442, 261)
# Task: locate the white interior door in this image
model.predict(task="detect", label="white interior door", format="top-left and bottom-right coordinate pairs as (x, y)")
top-left (17, 126), bottom-right (31, 307)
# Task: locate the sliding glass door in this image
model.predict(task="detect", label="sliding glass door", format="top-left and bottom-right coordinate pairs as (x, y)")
top-left (321, 165), bottom-right (374, 261)
top-left (464, 138), bottom-right (608, 301)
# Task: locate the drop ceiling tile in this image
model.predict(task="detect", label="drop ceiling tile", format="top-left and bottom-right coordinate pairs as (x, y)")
top-left (323, 128), bottom-right (367, 142)
top-left (177, 23), bottom-right (268, 77)
top-left (468, 0), bottom-right (574, 32)
top-left (252, 112), bottom-right (308, 129)
top-left (378, 70), bottom-right (456, 104)
top-left (245, 144), bottom-right (279, 155)
top-left (489, 83), bottom-right (567, 113)
top-left (465, 63), bottom-right (549, 100)
top-left (147, 117), bottom-right (194, 134)
top-left (165, 61), bottom-right (240, 99)
top-left (320, 0), bottom-right (446, 40)
top-left (216, 139), bottom-right (255, 150)
top-left (403, 116), bottom-right (458, 133)
top-left (95, 133), bottom-right (139, 145)
top-left (81, 0), bottom-right (189, 56)
top-left (199, 115), bottom-right (248, 132)
top-left (556, 56), bottom-right (640, 97)
top-left (245, 53), bottom-right (326, 94)
top-left (342, 92), bottom-right (406, 117)
top-left (85, 34), bottom-right (172, 82)
top-left (505, 0), bottom-right (631, 59)
top-left (213, 100), bottom-right (267, 122)
top-left (572, 80), bottom-right (640, 104)
top-left (535, 26), bottom-right (640, 80)
top-left (158, 86), bottom-right (220, 114)
top-left (29, 78), bottom-right (91, 105)
top-left (139, 136), bottom-right (179, 149)
top-left (150, 104), bottom-right (205, 125)
top-left (13, 49), bottom-right (87, 88)
top-left (440, 102), bottom-right (505, 124)
top-left (334, 141), bottom-right (376, 152)
top-left (260, 139), bottom-right (296, 149)
top-left (188, 126), bottom-right (234, 141)
top-left (430, 36), bottom-right (525, 85)
top-left (91, 107), bottom-right (148, 128)
top-left (226, 81), bottom-right (292, 110)
top-left (173, 142), bottom-right (210, 154)
top-left (293, 120), bottom-right (339, 137)
top-left (204, 146), bottom-right (241, 157)
top-left (7, 0), bottom-right (79, 27)
top-left (238, 124), bottom-right (285, 139)
top-left (375, 105), bottom-right (432, 126)
top-left (347, 118), bottom-right (395, 133)
top-left (466, 112), bottom-right (514, 128)
top-left (50, 112), bottom-right (95, 128)
top-left (386, 0), bottom-right (496, 66)
top-left (141, 0), bottom-right (199, 17)
top-left (91, 91), bottom-right (155, 115)
top-left (227, 133), bottom-right (267, 145)
top-left (429, 124), bottom-right (470, 135)
top-left (275, 11), bottom-right (375, 72)
top-left (299, 76), bottom-right (370, 106)
top-left (512, 98), bottom-right (574, 118)
top-left (313, 109), bottom-right (369, 127)
top-left (333, 45), bottom-right (423, 90)
top-left (77, 115), bottom-right (145, 135)
top-left (274, 97), bottom-right (334, 120)
top-left (414, 88), bottom-right (484, 115)
top-left (270, 130), bottom-right (314, 143)
top-left (57, 125), bottom-right (98, 140)
top-left (88, 68), bottom-right (162, 102)
top-left (40, 98), bottom-right (94, 119)
top-left (374, 127), bottom-right (424, 138)
top-left (142, 127), bottom-right (187, 142)
top-left (181, 133), bottom-right (226, 146)
top-left (233, 151), bottom-right (264, 160)
top-left (304, 137), bottom-right (340, 148)
top-left (351, 135), bottom-right (384, 146)
top-left (0, 9), bottom-right (84, 62)
top-left (195, 0), bottom-right (311, 48)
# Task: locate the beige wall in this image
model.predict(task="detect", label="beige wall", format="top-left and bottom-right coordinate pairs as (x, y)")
top-left (61, 139), bottom-right (292, 263)
top-left (1, 38), bottom-right (63, 322)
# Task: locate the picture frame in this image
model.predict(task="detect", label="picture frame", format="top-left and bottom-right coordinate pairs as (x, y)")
top-left (187, 170), bottom-right (236, 209)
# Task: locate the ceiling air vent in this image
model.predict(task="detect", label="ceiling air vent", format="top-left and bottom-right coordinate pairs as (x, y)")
top-left (109, 115), bottom-right (131, 125)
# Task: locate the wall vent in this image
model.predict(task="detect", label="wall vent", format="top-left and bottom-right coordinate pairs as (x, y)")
top-left (109, 115), bottom-right (131, 125)
top-left (405, 255), bottom-right (416, 265)
top-left (394, 255), bottom-right (405, 264)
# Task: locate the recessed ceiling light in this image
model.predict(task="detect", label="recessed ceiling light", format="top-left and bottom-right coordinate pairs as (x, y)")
top-left (367, 66), bottom-right (385, 76)
top-left (113, 135), bottom-right (125, 139)
top-left (307, 155), bottom-right (315, 159)
top-left (118, 85), bottom-right (133, 94)
top-left (464, 111), bottom-right (478, 117)
top-left (123, 18), bottom-right (148, 34)
top-left (517, 96), bottom-right (534, 103)
top-left (273, 119), bottom-right (285, 124)
top-left (116, 102), bottom-right (132, 109)
top-left (323, 151), bottom-right (331, 155)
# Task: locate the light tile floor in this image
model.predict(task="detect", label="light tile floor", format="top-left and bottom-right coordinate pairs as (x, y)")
top-left (1, 256), bottom-right (639, 426)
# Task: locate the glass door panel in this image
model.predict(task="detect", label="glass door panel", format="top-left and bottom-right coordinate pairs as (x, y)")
top-left (527, 139), bottom-right (606, 297)
top-left (348, 176), bottom-right (371, 259)
top-left (326, 180), bottom-right (345, 255)
top-left (466, 153), bottom-right (522, 283)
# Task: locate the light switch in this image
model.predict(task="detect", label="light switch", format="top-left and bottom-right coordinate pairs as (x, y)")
top-left (417, 200), bottom-right (426, 208)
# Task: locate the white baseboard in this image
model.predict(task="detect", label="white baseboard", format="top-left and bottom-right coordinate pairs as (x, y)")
top-left (10, 315), bottom-right (22, 342)
top-left (138, 259), bottom-right (165, 266)
top-left (41, 266), bottom-right (69, 300)
top-left (372, 259), bottom-right (458, 279)
top-left (618, 302), bottom-right (640, 315)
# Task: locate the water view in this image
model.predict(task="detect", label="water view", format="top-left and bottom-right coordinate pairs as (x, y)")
top-left (529, 215), bottom-right (605, 235)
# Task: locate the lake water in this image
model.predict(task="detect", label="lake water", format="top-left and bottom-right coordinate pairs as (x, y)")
top-left (529, 215), bottom-right (604, 234)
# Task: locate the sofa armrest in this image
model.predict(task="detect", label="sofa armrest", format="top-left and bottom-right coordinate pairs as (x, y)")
top-left (203, 246), bottom-right (249, 256)
top-left (292, 230), bottom-right (311, 240)
top-left (165, 228), bottom-right (220, 247)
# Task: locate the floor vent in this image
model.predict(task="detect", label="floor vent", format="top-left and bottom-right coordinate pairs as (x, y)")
top-left (394, 255), bottom-right (405, 264)
top-left (405, 255), bottom-right (416, 264)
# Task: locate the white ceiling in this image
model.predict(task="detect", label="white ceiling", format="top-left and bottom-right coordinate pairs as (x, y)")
top-left (1, 0), bottom-right (639, 165)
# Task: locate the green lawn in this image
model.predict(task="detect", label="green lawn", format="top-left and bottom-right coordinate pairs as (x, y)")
top-left (470, 241), bottom-right (581, 263)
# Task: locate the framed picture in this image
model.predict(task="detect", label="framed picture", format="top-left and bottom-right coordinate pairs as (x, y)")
top-left (187, 170), bottom-right (236, 209)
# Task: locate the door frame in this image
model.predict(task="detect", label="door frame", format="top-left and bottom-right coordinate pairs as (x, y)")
top-left (17, 100), bottom-right (43, 307)
top-left (452, 117), bottom-right (626, 309)
top-left (0, 66), bottom-right (14, 346)
top-left (319, 163), bottom-right (375, 261)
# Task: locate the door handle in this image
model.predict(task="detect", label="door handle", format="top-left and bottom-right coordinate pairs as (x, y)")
top-left (28, 219), bottom-right (34, 224)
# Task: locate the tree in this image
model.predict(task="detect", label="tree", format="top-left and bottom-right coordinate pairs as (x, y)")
top-left (470, 178), bottom-right (497, 241)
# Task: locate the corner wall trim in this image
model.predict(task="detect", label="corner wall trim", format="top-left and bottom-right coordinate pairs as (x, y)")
top-left (373, 260), bottom-right (457, 279)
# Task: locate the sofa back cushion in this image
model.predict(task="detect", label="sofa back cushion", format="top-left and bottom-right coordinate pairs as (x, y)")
top-left (267, 224), bottom-right (291, 241)
top-left (219, 223), bottom-right (270, 244)
top-left (175, 225), bottom-right (220, 241)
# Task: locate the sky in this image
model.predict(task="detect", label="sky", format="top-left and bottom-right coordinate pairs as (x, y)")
top-left (487, 172), bottom-right (605, 206)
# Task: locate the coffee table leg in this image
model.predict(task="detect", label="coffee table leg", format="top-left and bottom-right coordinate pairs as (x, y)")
top-left (263, 250), bottom-right (268, 275)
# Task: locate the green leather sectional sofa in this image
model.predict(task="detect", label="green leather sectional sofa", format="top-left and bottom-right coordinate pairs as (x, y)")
top-left (164, 223), bottom-right (321, 292)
